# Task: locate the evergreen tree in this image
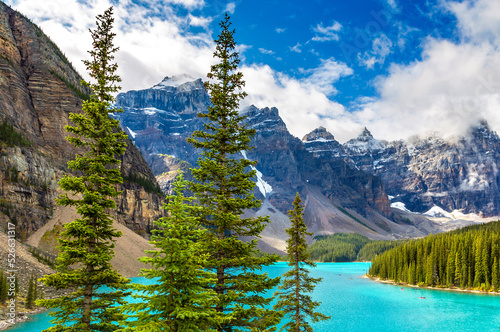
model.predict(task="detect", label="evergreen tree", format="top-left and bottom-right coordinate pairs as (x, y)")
top-left (26, 272), bottom-right (35, 309)
top-left (187, 13), bottom-right (280, 331)
top-left (34, 273), bottom-right (38, 302)
top-left (123, 172), bottom-right (220, 331)
top-left (492, 257), bottom-right (499, 292)
top-left (0, 270), bottom-right (6, 304)
top-left (37, 7), bottom-right (129, 331)
top-left (274, 193), bottom-right (330, 332)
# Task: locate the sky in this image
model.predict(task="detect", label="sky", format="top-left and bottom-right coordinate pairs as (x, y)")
top-left (4, 0), bottom-right (500, 143)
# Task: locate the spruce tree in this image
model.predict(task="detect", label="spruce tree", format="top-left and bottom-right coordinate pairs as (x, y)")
top-left (123, 172), bottom-right (220, 331)
top-left (187, 13), bottom-right (280, 331)
top-left (0, 270), bottom-right (5, 304)
top-left (274, 193), bottom-right (329, 332)
top-left (26, 272), bottom-right (34, 309)
top-left (37, 7), bottom-right (129, 331)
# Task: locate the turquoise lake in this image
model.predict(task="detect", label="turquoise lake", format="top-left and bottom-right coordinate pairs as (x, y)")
top-left (8, 262), bottom-right (500, 331)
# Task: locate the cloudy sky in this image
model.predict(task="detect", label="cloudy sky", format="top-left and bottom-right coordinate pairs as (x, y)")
top-left (5, 0), bottom-right (500, 142)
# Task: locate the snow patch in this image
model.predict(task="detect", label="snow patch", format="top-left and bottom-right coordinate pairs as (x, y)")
top-left (303, 138), bottom-right (337, 143)
top-left (241, 151), bottom-right (273, 197)
top-left (423, 205), bottom-right (454, 219)
top-left (153, 74), bottom-right (196, 89)
top-left (390, 202), bottom-right (413, 213)
top-left (344, 137), bottom-right (385, 154)
top-left (126, 127), bottom-right (137, 139)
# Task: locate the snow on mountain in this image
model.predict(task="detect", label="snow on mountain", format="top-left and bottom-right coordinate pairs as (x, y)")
top-left (390, 202), bottom-right (414, 213)
top-left (152, 74), bottom-right (197, 89)
top-left (343, 127), bottom-right (386, 155)
top-left (241, 150), bottom-right (273, 198)
top-left (423, 205), bottom-right (454, 219)
top-left (126, 127), bottom-right (137, 139)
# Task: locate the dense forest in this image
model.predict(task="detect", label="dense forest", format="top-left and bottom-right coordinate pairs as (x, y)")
top-left (307, 233), bottom-right (404, 262)
top-left (369, 221), bottom-right (500, 291)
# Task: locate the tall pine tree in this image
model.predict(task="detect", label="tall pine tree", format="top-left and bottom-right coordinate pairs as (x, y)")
top-left (37, 7), bottom-right (129, 331)
top-left (274, 193), bottom-right (330, 332)
top-left (187, 13), bottom-right (281, 331)
top-left (123, 172), bottom-right (221, 331)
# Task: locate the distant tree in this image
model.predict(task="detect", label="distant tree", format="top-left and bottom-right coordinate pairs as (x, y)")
top-left (123, 172), bottom-right (220, 331)
top-left (26, 272), bottom-right (35, 309)
top-left (0, 270), bottom-right (6, 304)
top-left (187, 13), bottom-right (281, 331)
top-left (274, 193), bottom-right (330, 332)
top-left (37, 7), bottom-right (130, 331)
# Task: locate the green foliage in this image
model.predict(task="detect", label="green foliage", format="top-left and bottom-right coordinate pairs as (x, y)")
top-left (0, 270), bottom-right (7, 304)
top-left (187, 13), bottom-right (280, 331)
top-left (123, 172), bottom-right (220, 331)
top-left (274, 193), bottom-right (330, 331)
top-left (307, 232), bottom-right (407, 263)
top-left (123, 172), bottom-right (162, 195)
top-left (37, 7), bottom-right (130, 331)
top-left (369, 221), bottom-right (500, 291)
top-left (26, 272), bottom-right (35, 309)
top-left (0, 119), bottom-right (31, 147)
top-left (28, 247), bottom-right (56, 269)
top-left (308, 233), bottom-right (372, 262)
top-left (356, 240), bottom-right (405, 262)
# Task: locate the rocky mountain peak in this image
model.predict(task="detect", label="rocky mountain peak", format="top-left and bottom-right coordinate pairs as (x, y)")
top-left (152, 74), bottom-right (200, 90)
top-left (344, 127), bottom-right (385, 155)
top-left (302, 126), bottom-right (336, 142)
top-left (242, 106), bottom-right (287, 133)
top-left (360, 127), bottom-right (373, 139)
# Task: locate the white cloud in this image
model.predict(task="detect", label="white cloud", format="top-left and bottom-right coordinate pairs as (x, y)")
top-left (357, 38), bottom-right (500, 141)
top-left (225, 2), bottom-right (236, 14)
top-left (386, 0), bottom-right (398, 11)
top-left (358, 33), bottom-right (393, 69)
top-left (7, 0), bottom-right (216, 92)
top-left (241, 60), bottom-right (356, 141)
top-left (311, 21), bottom-right (342, 42)
top-left (289, 42), bottom-right (302, 53)
top-left (299, 58), bottom-right (353, 96)
top-left (350, 0), bottom-right (500, 142)
top-left (445, 0), bottom-right (500, 45)
top-left (275, 28), bottom-right (286, 33)
top-left (258, 48), bottom-right (275, 55)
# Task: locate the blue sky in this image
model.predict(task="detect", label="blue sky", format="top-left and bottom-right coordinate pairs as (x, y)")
top-left (5, 0), bottom-right (500, 142)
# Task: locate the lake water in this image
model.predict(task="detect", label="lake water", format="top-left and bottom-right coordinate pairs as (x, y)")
top-left (8, 262), bottom-right (500, 331)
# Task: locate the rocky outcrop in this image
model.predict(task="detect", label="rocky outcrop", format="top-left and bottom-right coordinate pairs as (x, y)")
top-left (0, 3), bottom-right (163, 242)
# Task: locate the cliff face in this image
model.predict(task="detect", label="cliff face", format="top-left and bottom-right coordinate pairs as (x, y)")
top-left (0, 3), bottom-right (162, 241)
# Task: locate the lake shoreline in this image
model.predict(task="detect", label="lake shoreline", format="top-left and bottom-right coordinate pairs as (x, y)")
top-left (0, 307), bottom-right (47, 331)
top-left (365, 275), bottom-right (500, 296)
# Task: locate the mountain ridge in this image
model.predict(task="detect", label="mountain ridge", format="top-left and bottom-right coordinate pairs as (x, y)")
top-left (113, 75), bottom-right (487, 251)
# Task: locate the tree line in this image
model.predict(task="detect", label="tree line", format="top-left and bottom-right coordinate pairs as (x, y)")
top-left (307, 232), bottom-right (405, 262)
top-left (35, 7), bottom-right (328, 332)
top-left (369, 221), bottom-right (500, 291)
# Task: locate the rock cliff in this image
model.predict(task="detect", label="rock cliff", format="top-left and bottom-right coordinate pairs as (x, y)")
top-left (0, 3), bottom-right (162, 245)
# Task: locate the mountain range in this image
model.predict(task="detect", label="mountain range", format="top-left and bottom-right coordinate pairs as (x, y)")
top-left (1, 1), bottom-right (498, 258)
top-left (114, 75), bottom-right (499, 253)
